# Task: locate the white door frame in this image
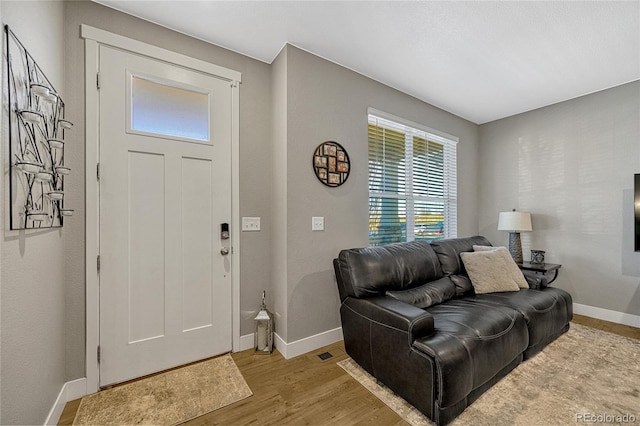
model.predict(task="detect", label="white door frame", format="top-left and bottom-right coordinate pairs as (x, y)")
top-left (82, 25), bottom-right (241, 394)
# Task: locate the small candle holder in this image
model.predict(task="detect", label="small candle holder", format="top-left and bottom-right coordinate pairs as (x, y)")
top-left (531, 250), bottom-right (546, 265)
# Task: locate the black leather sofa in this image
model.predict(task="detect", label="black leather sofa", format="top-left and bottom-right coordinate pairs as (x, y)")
top-left (333, 236), bottom-right (572, 425)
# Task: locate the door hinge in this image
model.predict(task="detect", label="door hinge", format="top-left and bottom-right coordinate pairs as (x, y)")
top-left (97, 72), bottom-right (100, 90)
top-left (97, 255), bottom-right (101, 272)
top-left (97, 163), bottom-right (100, 181)
top-left (97, 345), bottom-right (101, 364)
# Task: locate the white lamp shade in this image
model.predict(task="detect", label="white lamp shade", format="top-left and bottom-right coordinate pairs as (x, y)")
top-left (497, 211), bottom-right (532, 232)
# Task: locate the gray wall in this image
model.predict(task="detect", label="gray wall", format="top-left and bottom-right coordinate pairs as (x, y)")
top-left (1, 2), bottom-right (67, 424)
top-left (479, 81), bottom-right (640, 317)
top-left (280, 45), bottom-right (480, 341)
top-left (63, 1), bottom-right (273, 379)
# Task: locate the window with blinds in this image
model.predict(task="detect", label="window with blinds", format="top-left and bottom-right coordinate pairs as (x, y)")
top-left (368, 113), bottom-right (457, 246)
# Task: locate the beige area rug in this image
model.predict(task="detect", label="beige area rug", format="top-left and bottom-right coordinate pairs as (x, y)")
top-left (338, 323), bottom-right (640, 425)
top-left (73, 354), bottom-right (252, 425)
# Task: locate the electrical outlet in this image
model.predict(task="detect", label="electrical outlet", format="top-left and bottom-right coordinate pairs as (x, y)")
top-left (312, 216), bottom-right (324, 231)
top-left (242, 217), bottom-right (261, 231)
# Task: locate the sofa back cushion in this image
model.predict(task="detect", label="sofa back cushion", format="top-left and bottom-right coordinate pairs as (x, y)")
top-left (430, 236), bottom-right (492, 296)
top-left (337, 241), bottom-right (444, 299)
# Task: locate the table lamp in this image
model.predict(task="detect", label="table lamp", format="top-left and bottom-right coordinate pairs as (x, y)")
top-left (497, 209), bottom-right (532, 263)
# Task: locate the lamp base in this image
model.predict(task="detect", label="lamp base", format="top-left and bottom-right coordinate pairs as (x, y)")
top-left (508, 232), bottom-right (523, 263)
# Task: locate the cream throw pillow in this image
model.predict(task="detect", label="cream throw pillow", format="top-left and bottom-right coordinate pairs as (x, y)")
top-left (460, 250), bottom-right (521, 294)
top-left (473, 245), bottom-right (529, 289)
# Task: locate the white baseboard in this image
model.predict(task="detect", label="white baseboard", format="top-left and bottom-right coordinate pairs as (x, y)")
top-left (44, 378), bottom-right (87, 425)
top-left (239, 328), bottom-right (344, 359)
top-left (574, 303), bottom-right (640, 328)
top-left (238, 333), bottom-right (255, 352)
top-left (274, 327), bottom-right (343, 360)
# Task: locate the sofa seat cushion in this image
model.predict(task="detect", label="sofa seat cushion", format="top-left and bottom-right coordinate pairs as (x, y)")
top-left (464, 288), bottom-right (572, 349)
top-left (413, 300), bottom-right (528, 407)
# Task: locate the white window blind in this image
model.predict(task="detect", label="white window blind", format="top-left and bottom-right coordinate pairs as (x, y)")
top-left (368, 113), bottom-right (457, 246)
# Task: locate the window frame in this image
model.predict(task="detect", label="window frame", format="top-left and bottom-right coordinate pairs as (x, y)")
top-left (368, 108), bottom-right (458, 246)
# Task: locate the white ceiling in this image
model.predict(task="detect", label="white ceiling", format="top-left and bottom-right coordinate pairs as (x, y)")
top-left (95, 1), bottom-right (639, 124)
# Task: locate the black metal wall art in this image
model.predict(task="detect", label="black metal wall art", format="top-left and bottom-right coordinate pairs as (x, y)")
top-left (5, 25), bottom-right (73, 229)
top-left (312, 141), bottom-right (350, 187)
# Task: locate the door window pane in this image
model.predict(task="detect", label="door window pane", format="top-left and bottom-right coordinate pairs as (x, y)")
top-left (131, 76), bottom-right (209, 141)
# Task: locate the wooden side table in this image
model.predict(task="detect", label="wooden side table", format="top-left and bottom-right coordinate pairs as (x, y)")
top-left (517, 261), bottom-right (561, 285)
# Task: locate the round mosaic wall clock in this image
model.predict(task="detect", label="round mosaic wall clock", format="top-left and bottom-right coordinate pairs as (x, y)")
top-left (312, 141), bottom-right (350, 187)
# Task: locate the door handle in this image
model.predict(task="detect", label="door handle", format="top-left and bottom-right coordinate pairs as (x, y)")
top-left (220, 247), bottom-right (230, 255)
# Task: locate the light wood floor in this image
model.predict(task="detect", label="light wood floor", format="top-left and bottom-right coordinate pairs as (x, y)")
top-left (571, 314), bottom-right (640, 340)
top-left (58, 316), bottom-right (639, 425)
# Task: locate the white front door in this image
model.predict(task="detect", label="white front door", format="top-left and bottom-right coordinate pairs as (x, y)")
top-left (98, 45), bottom-right (233, 386)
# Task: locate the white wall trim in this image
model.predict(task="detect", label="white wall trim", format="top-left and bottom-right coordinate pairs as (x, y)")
top-left (239, 333), bottom-right (255, 352)
top-left (82, 27), bottom-right (242, 393)
top-left (274, 327), bottom-right (344, 360)
top-left (84, 37), bottom-right (100, 395)
top-left (44, 378), bottom-right (87, 425)
top-left (80, 25), bottom-right (241, 83)
top-left (574, 303), bottom-right (640, 328)
top-left (230, 81), bottom-right (241, 353)
top-left (367, 107), bottom-right (459, 143)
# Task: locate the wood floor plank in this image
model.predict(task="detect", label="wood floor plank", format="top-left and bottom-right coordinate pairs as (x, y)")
top-left (58, 398), bottom-right (81, 425)
top-left (572, 314), bottom-right (640, 340)
top-left (181, 341), bottom-right (388, 426)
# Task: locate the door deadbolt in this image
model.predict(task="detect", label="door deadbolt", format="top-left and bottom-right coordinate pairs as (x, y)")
top-left (220, 247), bottom-right (230, 255)
top-left (221, 223), bottom-right (230, 240)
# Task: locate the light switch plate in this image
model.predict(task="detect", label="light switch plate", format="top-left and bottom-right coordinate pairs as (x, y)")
top-left (242, 217), bottom-right (261, 231)
top-left (312, 216), bottom-right (324, 231)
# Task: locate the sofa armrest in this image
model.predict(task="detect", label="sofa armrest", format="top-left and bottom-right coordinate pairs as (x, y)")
top-left (343, 296), bottom-right (434, 343)
top-left (339, 296), bottom-right (437, 419)
top-left (522, 270), bottom-right (549, 289)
